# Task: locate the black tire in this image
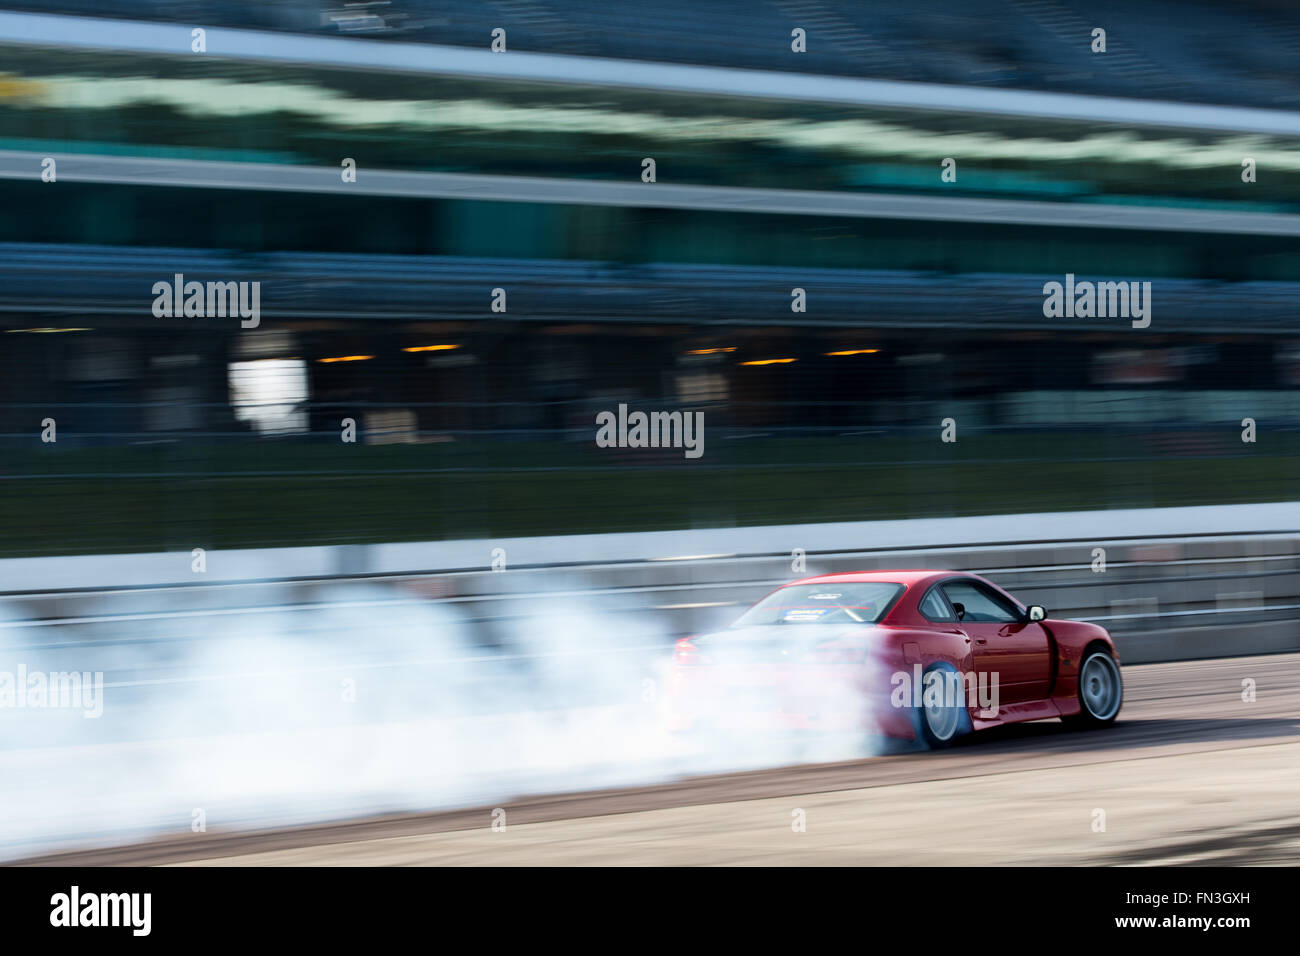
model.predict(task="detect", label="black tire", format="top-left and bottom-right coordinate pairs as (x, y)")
top-left (1064, 648), bottom-right (1123, 728)
top-left (915, 663), bottom-right (971, 749)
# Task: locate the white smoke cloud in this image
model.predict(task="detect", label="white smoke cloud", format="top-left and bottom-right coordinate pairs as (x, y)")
top-left (0, 575), bottom-right (893, 859)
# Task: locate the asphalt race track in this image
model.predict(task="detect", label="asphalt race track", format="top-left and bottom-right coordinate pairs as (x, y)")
top-left (18, 651), bottom-right (1300, 866)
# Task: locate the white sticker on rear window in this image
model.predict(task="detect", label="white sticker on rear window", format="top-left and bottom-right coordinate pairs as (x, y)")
top-left (784, 607), bottom-right (828, 622)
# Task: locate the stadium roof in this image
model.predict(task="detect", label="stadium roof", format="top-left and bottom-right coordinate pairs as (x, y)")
top-left (1, 0), bottom-right (1296, 112)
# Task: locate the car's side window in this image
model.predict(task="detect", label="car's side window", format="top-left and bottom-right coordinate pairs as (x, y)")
top-left (918, 587), bottom-right (954, 622)
top-left (940, 580), bottom-right (1020, 623)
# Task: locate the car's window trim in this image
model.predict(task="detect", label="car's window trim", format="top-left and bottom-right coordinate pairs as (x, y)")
top-left (917, 583), bottom-right (958, 623)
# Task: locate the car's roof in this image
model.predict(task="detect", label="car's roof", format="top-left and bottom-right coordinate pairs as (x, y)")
top-left (784, 570), bottom-right (965, 587)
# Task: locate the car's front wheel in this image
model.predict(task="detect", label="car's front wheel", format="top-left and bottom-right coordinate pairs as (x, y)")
top-left (1065, 649), bottom-right (1123, 727)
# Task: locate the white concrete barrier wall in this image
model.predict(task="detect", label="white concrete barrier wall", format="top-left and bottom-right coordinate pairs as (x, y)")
top-left (1, 500), bottom-right (1296, 592)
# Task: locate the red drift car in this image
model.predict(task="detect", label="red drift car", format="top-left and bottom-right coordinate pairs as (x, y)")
top-left (666, 570), bottom-right (1123, 747)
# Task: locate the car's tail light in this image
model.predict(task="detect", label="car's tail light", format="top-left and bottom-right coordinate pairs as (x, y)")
top-left (673, 637), bottom-right (701, 665)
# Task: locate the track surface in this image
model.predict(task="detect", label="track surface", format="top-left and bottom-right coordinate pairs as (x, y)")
top-left (17, 652), bottom-right (1300, 866)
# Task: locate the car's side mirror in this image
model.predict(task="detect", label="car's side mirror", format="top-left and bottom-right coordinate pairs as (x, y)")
top-left (1027, 605), bottom-right (1047, 622)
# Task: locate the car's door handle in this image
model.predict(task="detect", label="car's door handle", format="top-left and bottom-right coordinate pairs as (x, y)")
top-left (974, 637), bottom-right (988, 645)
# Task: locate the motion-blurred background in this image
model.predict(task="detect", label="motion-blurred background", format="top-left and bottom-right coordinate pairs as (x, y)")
top-left (0, 0), bottom-right (1297, 556)
top-left (2, 0), bottom-right (1300, 865)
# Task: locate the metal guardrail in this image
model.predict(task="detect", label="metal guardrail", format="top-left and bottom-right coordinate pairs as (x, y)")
top-left (2, 527), bottom-right (1296, 665)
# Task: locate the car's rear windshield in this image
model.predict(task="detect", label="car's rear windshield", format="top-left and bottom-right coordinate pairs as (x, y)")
top-left (732, 582), bottom-right (904, 626)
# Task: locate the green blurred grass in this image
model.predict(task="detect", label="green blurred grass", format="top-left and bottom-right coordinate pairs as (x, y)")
top-left (1, 435), bottom-right (1294, 557)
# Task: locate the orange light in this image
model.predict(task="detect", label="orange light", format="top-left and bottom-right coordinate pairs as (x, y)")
top-left (824, 349), bottom-right (880, 356)
top-left (739, 358), bottom-right (797, 366)
top-left (317, 355), bottom-right (375, 363)
top-left (402, 344), bottom-right (461, 353)
top-left (685, 347), bottom-right (737, 355)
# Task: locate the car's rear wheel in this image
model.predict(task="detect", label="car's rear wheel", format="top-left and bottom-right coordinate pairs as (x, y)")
top-left (916, 663), bottom-right (969, 748)
top-left (1066, 649), bottom-right (1123, 727)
